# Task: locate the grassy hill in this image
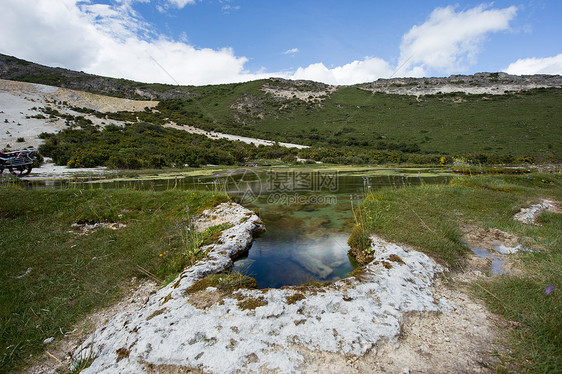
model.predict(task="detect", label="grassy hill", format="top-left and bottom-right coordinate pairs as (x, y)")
top-left (1, 53), bottom-right (561, 163)
top-left (173, 82), bottom-right (561, 160)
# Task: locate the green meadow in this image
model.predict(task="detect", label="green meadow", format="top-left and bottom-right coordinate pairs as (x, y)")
top-left (0, 186), bottom-right (227, 373)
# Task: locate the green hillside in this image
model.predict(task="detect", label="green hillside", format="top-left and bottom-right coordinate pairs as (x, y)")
top-left (2, 53), bottom-right (561, 163)
top-left (173, 82), bottom-right (561, 161)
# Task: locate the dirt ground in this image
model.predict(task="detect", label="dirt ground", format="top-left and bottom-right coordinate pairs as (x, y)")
top-left (0, 79), bottom-right (158, 113)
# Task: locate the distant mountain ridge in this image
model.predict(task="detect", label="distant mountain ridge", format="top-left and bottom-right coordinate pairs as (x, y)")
top-left (1, 53), bottom-right (561, 99)
top-left (0, 53), bottom-right (191, 100)
top-left (362, 73), bottom-right (562, 96)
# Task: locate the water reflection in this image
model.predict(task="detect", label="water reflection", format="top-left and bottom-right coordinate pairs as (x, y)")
top-left (470, 247), bottom-right (507, 275)
top-left (233, 205), bottom-right (355, 288)
top-left (234, 232), bottom-right (353, 288)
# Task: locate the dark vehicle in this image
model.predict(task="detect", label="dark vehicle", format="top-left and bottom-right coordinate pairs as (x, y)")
top-left (0, 149), bottom-right (37, 176)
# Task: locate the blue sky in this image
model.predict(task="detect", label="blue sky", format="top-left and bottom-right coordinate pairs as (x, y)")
top-left (0, 0), bottom-right (561, 85)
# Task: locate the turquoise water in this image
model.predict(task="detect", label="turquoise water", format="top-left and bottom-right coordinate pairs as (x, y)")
top-left (233, 195), bottom-right (357, 288)
top-left (227, 170), bottom-right (450, 288)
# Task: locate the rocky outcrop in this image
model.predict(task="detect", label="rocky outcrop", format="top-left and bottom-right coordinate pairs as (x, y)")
top-left (261, 78), bottom-right (337, 103)
top-left (266, 78), bottom-right (334, 92)
top-left (362, 72), bottom-right (562, 96)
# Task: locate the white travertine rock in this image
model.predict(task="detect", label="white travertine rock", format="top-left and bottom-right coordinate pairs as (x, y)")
top-left (514, 199), bottom-right (557, 225)
top-left (74, 205), bottom-right (446, 374)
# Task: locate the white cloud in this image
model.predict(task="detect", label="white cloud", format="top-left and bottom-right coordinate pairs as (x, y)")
top-left (504, 54), bottom-right (562, 75)
top-left (0, 0), bottom-right (100, 69)
top-left (291, 57), bottom-right (394, 85)
top-left (290, 5), bottom-right (521, 83)
top-left (398, 4), bottom-right (517, 76)
top-left (0, 1), bottom-right (529, 86)
top-left (0, 0), bottom-right (256, 85)
top-left (80, 1), bottom-right (151, 40)
top-left (286, 4), bottom-right (519, 83)
top-left (283, 48), bottom-right (299, 55)
top-left (219, 0), bottom-right (240, 13)
top-left (153, 0), bottom-right (197, 13)
top-left (87, 39), bottom-right (255, 85)
top-left (221, 4), bottom-right (240, 13)
top-left (167, 0), bottom-right (197, 9)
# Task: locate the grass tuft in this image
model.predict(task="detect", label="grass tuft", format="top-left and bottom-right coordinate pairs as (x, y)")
top-left (286, 293), bottom-right (306, 305)
top-left (186, 272), bottom-right (258, 294)
top-left (473, 209), bottom-right (562, 373)
top-left (236, 296), bottom-right (267, 311)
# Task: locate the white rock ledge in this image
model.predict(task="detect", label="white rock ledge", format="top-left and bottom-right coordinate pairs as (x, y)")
top-left (74, 204), bottom-right (446, 374)
top-left (514, 199), bottom-right (558, 225)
